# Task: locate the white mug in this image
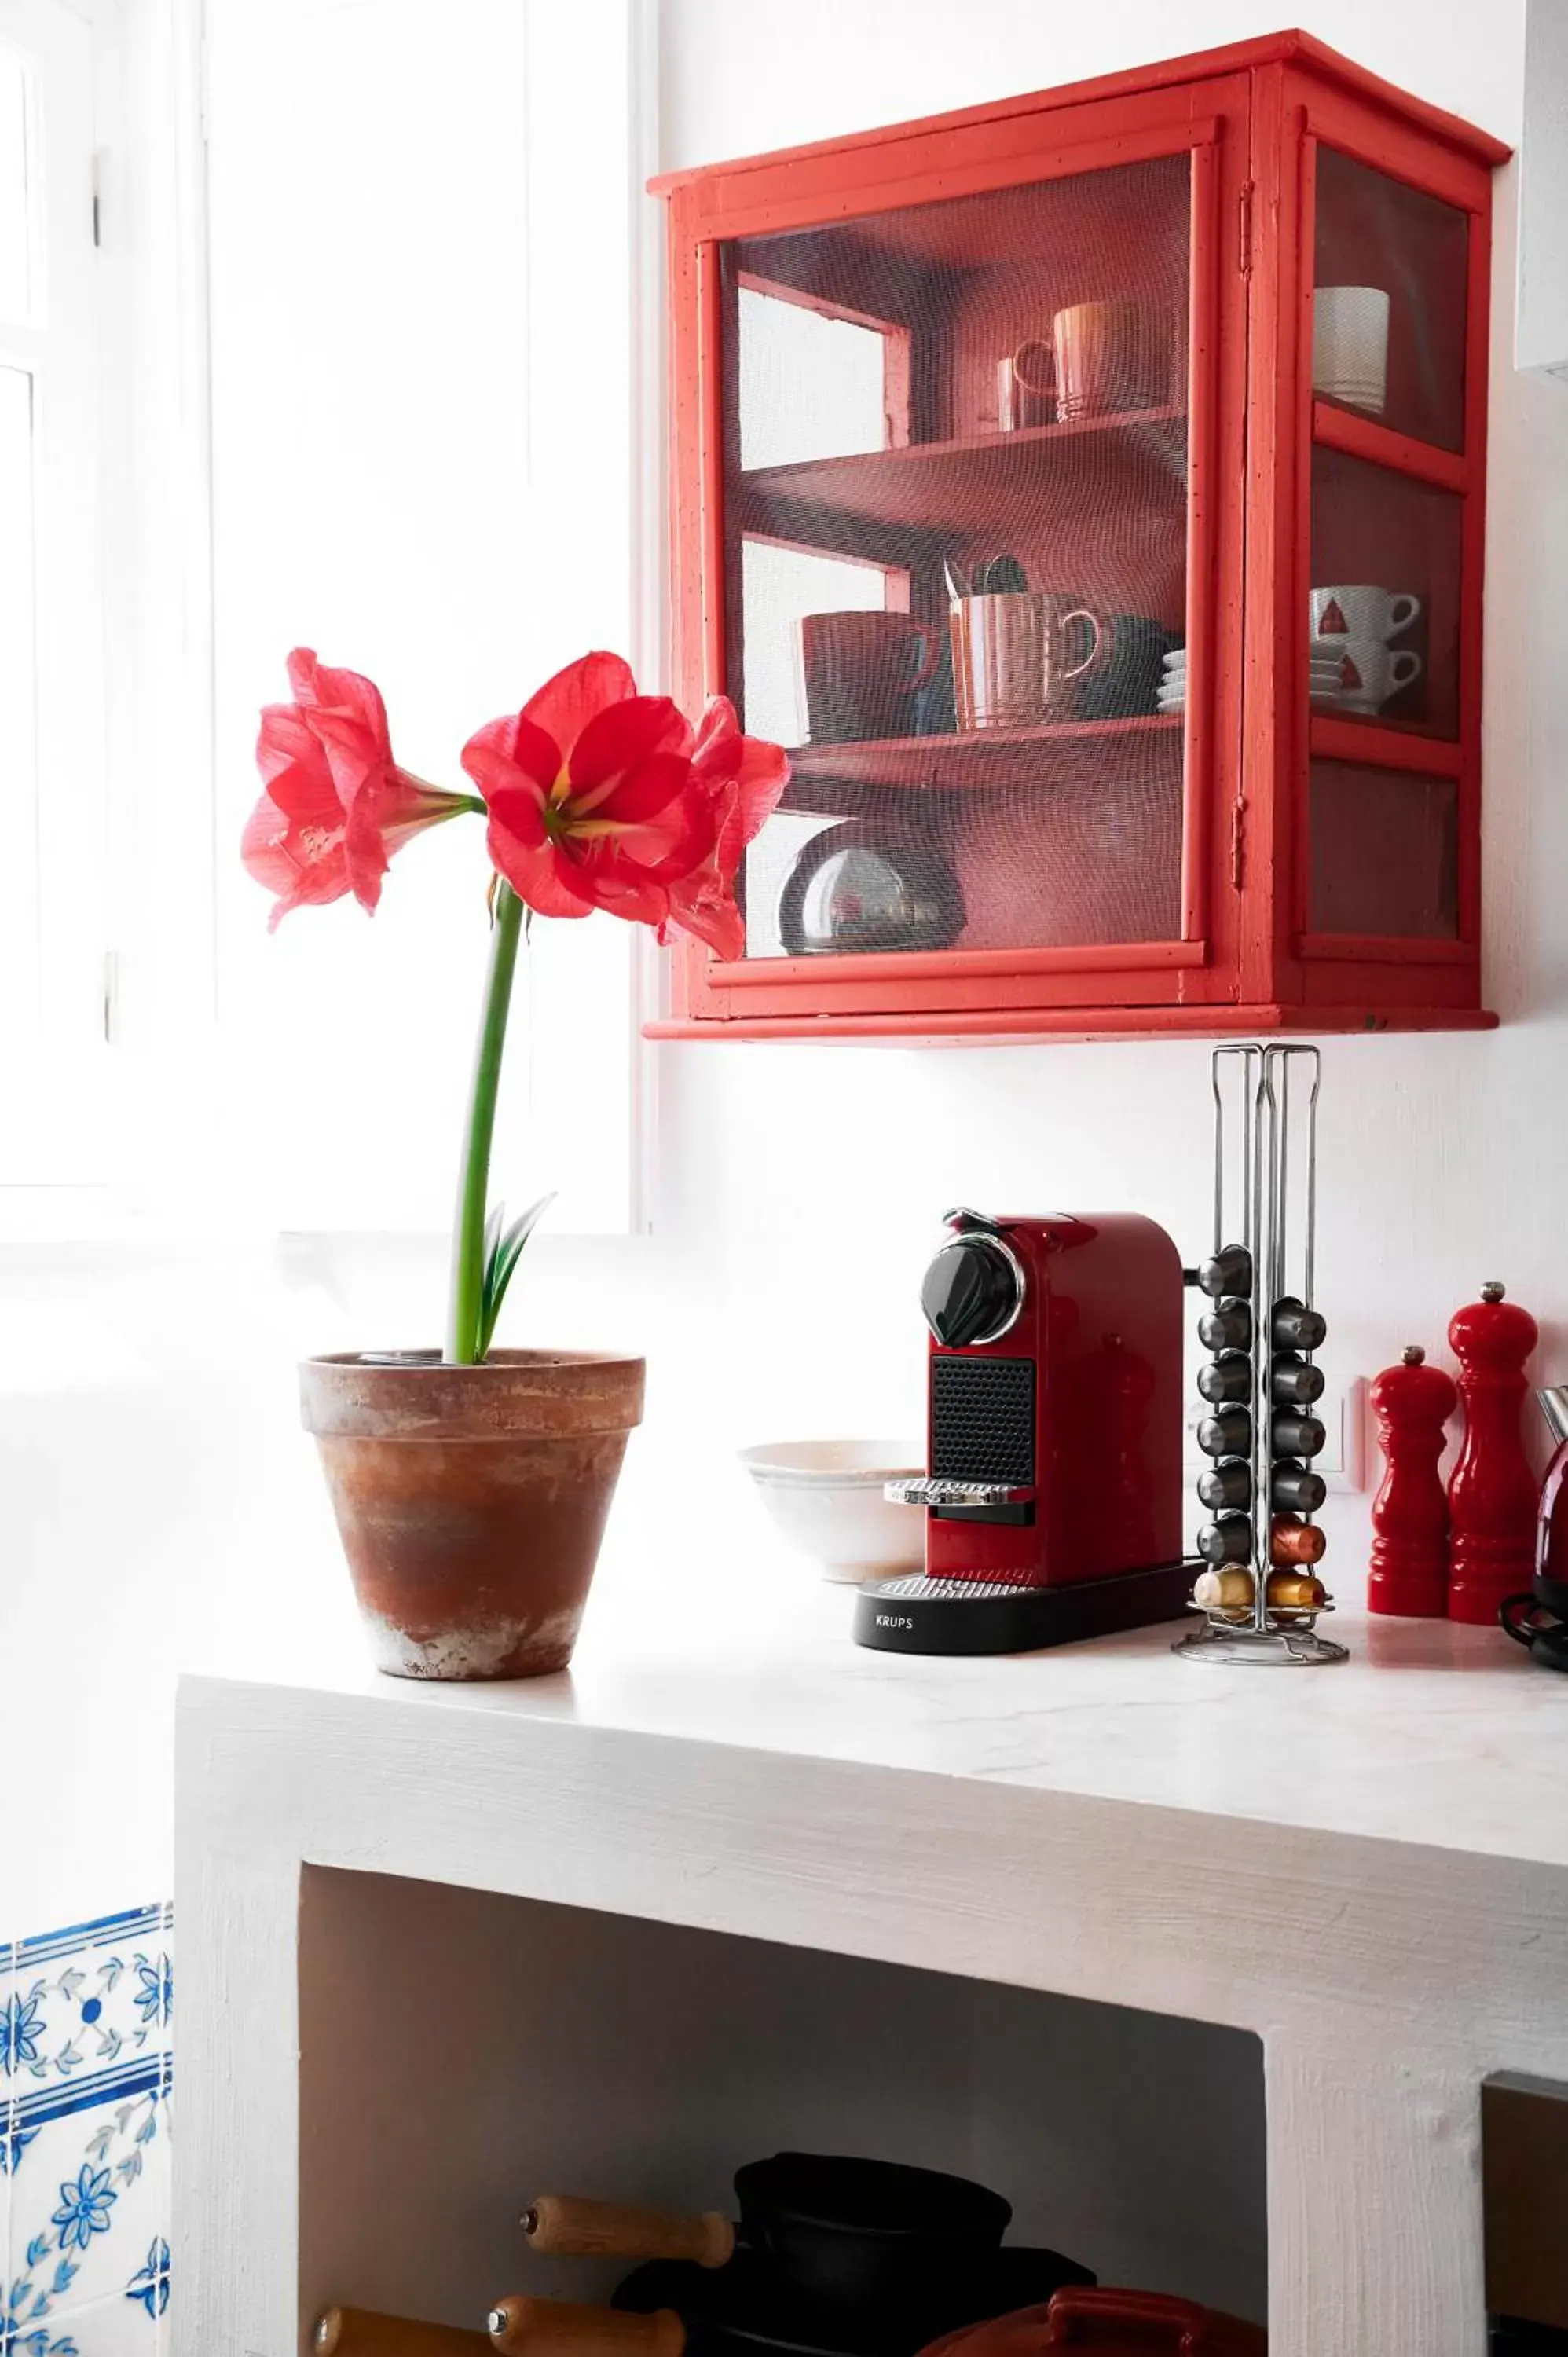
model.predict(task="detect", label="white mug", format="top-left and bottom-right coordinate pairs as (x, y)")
top-left (1324, 636), bottom-right (1423, 713)
top-left (1313, 285), bottom-right (1391, 416)
top-left (1310, 584), bottom-right (1421, 642)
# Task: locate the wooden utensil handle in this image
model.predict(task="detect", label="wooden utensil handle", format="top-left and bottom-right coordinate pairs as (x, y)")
top-left (489, 2299), bottom-right (685, 2357)
top-left (523, 2197), bottom-right (733, 2270)
top-left (316, 2307), bottom-right (492, 2357)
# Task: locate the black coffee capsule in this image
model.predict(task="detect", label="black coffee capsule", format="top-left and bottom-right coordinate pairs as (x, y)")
top-left (1270, 1354), bottom-right (1326, 1406)
top-left (1198, 1458), bottom-right (1253, 1511)
top-left (1271, 1296), bottom-right (1327, 1351)
top-left (1197, 1350), bottom-right (1253, 1405)
top-left (1198, 1297), bottom-right (1253, 1353)
top-left (1199, 1405), bottom-right (1251, 1457)
top-left (1197, 1512), bottom-right (1254, 1566)
top-left (1198, 1243), bottom-right (1253, 1299)
top-left (1273, 1410), bottom-right (1326, 1459)
top-left (1271, 1458), bottom-right (1327, 1514)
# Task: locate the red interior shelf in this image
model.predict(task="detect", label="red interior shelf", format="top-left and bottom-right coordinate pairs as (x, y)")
top-left (782, 713), bottom-right (1182, 794)
top-left (739, 408), bottom-right (1188, 544)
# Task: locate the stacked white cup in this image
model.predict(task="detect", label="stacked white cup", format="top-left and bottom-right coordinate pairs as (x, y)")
top-left (1308, 585), bottom-right (1423, 716)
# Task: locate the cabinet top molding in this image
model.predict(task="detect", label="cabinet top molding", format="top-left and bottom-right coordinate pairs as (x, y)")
top-left (649, 31), bottom-right (1511, 198)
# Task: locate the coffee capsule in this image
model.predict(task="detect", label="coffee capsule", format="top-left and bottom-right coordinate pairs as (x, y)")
top-left (1198, 1298), bottom-right (1253, 1353)
top-left (1270, 1354), bottom-right (1326, 1406)
top-left (1270, 1459), bottom-right (1326, 1515)
top-left (1197, 1512), bottom-right (1254, 1566)
top-left (1270, 1513), bottom-right (1328, 1567)
top-left (1198, 1244), bottom-right (1253, 1299)
top-left (1198, 1351), bottom-right (1252, 1405)
top-left (1271, 1296), bottom-right (1328, 1351)
top-left (1266, 1568), bottom-right (1327, 1613)
top-left (1198, 1457), bottom-right (1253, 1511)
top-left (1192, 1565), bottom-right (1255, 1617)
top-left (1199, 1406), bottom-right (1251, 1457)
top-left (1273, 1411), bottom-right (1326, 1458)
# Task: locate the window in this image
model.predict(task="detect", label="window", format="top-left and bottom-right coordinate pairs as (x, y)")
top-left (0, 0), bottom-right (652, 1234)
top-left (0, 0), bottom-right (108, 1185)
top-left (202, 0), bottom-right (648, 1236)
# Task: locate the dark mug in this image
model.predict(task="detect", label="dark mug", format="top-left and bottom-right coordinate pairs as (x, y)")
top-left (799, 611), bottom-right (940, 745)
top-left (1074, 614), bottom-right (1184, 719)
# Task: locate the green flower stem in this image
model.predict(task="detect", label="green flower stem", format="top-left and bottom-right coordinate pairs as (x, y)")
top-left (445, 878), bottom-right (526, 1364)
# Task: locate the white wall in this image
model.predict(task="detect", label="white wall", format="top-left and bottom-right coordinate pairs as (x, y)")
top-left (5, 0), bottom-right (1560, 1937)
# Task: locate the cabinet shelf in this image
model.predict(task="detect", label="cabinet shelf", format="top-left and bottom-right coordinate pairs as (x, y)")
top-left (739, 408), bottom-right (1187, 544)
top-left (783, 713), bottom-right (1181, 795)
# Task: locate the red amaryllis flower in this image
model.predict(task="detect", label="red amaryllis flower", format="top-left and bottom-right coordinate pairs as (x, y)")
top-left (462, 652), bottom-right (788, 955)
top-left (242, 649), bottom-right (474, 929)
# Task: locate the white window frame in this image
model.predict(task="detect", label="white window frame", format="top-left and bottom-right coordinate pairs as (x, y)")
top-left (0, 0), bottom-right (111, 1191)
top-left (0, 0), bottom-right (663, 1247)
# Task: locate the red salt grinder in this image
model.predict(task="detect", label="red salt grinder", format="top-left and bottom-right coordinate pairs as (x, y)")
top-left (1447, 1281), bottom-right (1541, 1625)
top-left (1368, 1345), bottom-right (1457, 1616)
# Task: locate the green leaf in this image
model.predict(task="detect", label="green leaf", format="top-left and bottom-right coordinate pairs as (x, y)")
top-left (477, 1191), bottom-right (557, 1358)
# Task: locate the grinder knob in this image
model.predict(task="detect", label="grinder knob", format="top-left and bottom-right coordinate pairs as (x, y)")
top-left (921, 1234), bottom-right (1024, 1350)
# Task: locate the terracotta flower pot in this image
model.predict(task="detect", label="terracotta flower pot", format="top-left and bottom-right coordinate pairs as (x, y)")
top-left (299, 1348), bottom-right (645, 1681)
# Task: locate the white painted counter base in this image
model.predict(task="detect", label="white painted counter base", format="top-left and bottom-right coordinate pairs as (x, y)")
top-left (174, 1520), bottom-right (1568, 2357)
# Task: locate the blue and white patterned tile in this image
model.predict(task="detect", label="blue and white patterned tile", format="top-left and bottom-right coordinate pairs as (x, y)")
top-left (2, 1909), bottom-right (173, 2354)
top-left (20, 2276), bottom-right (168, 2357)
top-left (9, 1911), bottom-right (173, 2087)
top-left (6, 2066), bottom-right (170, 2322)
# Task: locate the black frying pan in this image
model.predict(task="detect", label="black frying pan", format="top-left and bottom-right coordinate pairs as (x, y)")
top-left (525, 2156), bottom-right (1015, 2316)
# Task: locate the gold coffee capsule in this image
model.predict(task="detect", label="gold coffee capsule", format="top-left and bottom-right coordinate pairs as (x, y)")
top-left (1266, 1569), bottom-right (1327, 1613)
top-left (1193, 1566), bottom-right (1256, 1616)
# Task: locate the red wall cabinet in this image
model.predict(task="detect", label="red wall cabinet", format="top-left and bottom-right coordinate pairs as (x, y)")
top-left (649, 32), bottom-right (1508, 1043)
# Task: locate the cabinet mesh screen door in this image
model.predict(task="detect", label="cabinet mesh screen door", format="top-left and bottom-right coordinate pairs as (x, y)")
top-left (720, 154), bottom-right (1192, 963)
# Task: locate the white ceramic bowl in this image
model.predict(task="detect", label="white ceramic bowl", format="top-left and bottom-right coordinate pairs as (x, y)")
top-left (740, 1439), bottom-right (926, 1584)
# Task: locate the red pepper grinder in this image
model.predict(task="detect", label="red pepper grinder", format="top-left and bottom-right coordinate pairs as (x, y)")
top-left (1368, 1345), bottom-right (1457, 1616)
top-left (1448, 1281), bottom-right (1541, 1625)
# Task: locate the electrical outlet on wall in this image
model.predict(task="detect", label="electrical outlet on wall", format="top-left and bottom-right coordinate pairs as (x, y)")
top-left (1183, 1377), bottom-right (1366, 1494)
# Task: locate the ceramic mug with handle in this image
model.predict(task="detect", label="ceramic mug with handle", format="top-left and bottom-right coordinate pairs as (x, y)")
top-left (799, 611), bottom-right (940, 744)
top-left (1324, 636), bottom-right (1423, 715)
top-left (1313, 284), bottom-right (1391, 414)
top-left (1310, 585), bottom-right (1422, 642)
top-left (950, 592), bottom-right (1114, 730)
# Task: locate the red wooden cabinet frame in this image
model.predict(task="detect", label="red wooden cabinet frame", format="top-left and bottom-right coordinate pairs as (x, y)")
top-left (649, 31), bottom-right (1508, 1043)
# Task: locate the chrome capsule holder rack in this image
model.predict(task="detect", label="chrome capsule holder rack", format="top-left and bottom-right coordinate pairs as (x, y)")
top-left (1175, 1043), bottom-right (1347, 1667)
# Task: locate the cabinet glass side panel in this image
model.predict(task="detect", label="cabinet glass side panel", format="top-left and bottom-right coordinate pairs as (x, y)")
top-left (1309, 758), bottom-right (1458, 939)
top-left (1312, 144), bottom-right (1469, 454)
top-left (1310, 446), bottom-right (1462, 742)
top-left (720, 154), bottom-right (1192, 962)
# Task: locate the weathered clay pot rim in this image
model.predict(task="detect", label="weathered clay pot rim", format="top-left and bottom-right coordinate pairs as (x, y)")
top-left (306, 1348), bottom-right (640, 1372)
top-left (301, 1347), bottom-right (645, 1444)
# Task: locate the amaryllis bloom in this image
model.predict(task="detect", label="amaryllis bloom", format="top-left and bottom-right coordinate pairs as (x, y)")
top-left (461, 652), bottom-right (788, 957)
top-left (241, 649), bottom-right (474, 929)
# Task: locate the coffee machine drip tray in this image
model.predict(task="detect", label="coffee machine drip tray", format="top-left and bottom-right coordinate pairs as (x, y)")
top-left (852, 1562), bottom-right (1198, 1656)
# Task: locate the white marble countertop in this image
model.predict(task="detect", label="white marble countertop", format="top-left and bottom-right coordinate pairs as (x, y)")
top-left (193, 1447), bottom-right (1565, 1875)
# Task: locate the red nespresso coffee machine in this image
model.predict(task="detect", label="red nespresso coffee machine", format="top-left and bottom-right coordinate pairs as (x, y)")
top-left (854, 1207), bottom-right (1193, 1655)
